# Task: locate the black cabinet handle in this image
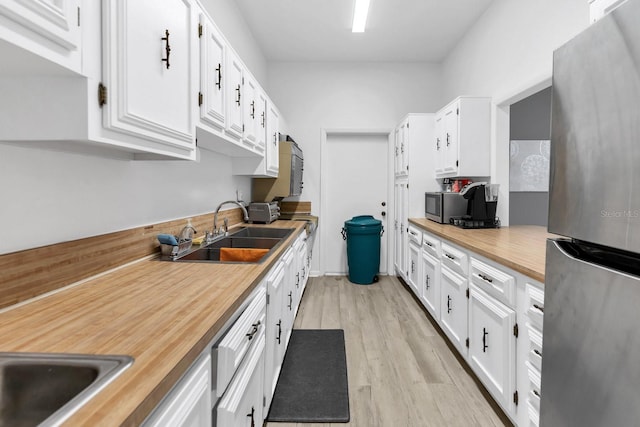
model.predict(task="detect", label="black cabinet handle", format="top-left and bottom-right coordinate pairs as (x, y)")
top-left (478, 273), bottom-right (493, 283)
top-left (261, 111), bottom-right (265, 128)
top-left (250, 100), bottom-right (255, 119)
top-left (425, 274), bottom-right (430, 290)
top-left (247, 406), bottom-right (255, 427)
top-left (436, 138), bottom-right (440, 150)
top-left (161, 30), bottom-right (171, 69)
top-left (447, 295), bottom-right (452, 313)
top-left (236, 84), bottom-right (241, 106)
top-left (288, 291), bottom-right (292, 310)
top-left (533, 304), bottom-right (544, 313)
top-left (246, 320), bottom-right (261, 340)
top-left (216, 64), bottom-right (222, 89)
top-left (446, 133), bottom-right (450, 146)
top-left (534, 349), bottom-right (542, 357)
top-left (482, 327), bottom-right (489, 352)
top-left (411, 260), bottom-right (415, 274)
top-left (276, 320), bottom-right (282, 344)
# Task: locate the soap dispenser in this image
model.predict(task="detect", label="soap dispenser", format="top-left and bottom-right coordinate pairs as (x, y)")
top-left (179, 218), bottom-right (197, 242)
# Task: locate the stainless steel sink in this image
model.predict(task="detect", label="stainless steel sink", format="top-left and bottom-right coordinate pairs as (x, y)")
top-left (228, 227), bottom-right (294, 239)
top-left (171, 227), bottom-right (295, 263)
top-left (0, 353), bottom-right (133, 427)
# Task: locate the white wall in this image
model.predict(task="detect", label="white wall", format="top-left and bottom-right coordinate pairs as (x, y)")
top-left (441, 0), bottom-right (589, 224)
top-left (0, 145), bottom-right (250, 254)
top-left (267, 61), bottom-right (443, 273)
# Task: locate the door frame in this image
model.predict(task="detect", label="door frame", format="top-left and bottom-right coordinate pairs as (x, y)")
top-left (319, 128), bottom-right (393, 276)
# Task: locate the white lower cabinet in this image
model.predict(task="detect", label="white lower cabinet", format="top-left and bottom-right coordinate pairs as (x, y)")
top-left (264, 261), bottom-right (286, 414)
top-left (144, 354), bottom-right (211, 427)
top-left (407, 235), bottom-right (421, 296)
top-left (439, 265), bottom-right (468, 357)
top-left (421, 250), bottom-right (440, 319)
top-left (468, 284), bottom-right (517, 417)
top-left (217, 334), bottom-right (265, 427)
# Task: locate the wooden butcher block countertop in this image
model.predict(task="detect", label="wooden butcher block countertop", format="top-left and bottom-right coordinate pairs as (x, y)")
top-left (0, 221), bottom-right (307, 427)
top-left (408, 219), bottom-right (558, 282)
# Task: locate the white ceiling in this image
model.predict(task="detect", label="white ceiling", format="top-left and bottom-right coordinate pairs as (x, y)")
top-left (235, 0), bottom-right (495, 62)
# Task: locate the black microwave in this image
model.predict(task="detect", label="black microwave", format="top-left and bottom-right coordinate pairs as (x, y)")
top-left (425, 192), bottom-right (467, 224)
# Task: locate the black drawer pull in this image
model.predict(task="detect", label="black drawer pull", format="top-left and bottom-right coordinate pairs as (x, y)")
top-left (478, 273), bottom-right (493, 283)
top-left (533, 304), bottom-right (544, 313)
top-left (482, 328), bottom-right (489, 352)
top-left (246, 320), bottom-right (261, 340)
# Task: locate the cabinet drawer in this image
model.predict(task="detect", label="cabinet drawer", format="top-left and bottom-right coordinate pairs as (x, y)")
top-left (470, 258), bottom-right (515, 307)
top-left (217, 286), bottom-right (266, 396)
top-left (422, 233), bottom-right (441, 258)
top-left (525, 283), bottom-right (545, 330)
top-left (217, 334), bottom-right (265, 427)
top-left (527, 362), bottom-right (541, 412)
top-left (527, 323), bottom-right (543, 372)
top-left (441, 243), bottom-right (468, 276)
top-left (408, 226), bottom-right (422, 245)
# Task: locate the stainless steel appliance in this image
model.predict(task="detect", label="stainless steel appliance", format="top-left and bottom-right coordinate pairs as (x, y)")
top-left (541, 1), bottom-right (640, 425)
top-left (424, 191), bottom-right (467, 223)
top-left (252, 137), bottom-right (304, 202)
top-left (248, 202), bottom-right (280, 224)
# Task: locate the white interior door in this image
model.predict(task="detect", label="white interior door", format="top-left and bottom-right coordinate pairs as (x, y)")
top-left (322, 132), bottom-right (389, 275)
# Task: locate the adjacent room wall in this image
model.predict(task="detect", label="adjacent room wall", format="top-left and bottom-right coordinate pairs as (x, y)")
top-left (266, 61), bottom-right (443, 274)
top-left (509, 87), bottom-right (552, 226)
top-left (440, 0), bottom-right (589, 225)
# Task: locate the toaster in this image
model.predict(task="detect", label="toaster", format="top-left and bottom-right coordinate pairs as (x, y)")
top-left (248, 202), bottom-right (280, 224)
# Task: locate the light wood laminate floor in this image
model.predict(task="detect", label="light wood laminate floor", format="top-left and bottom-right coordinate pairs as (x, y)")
top-left (267, 275), bottom-right (512, 427)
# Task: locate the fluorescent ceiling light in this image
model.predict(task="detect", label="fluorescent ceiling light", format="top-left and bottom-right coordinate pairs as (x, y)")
top-left (352, 0), bottom-right (370, 33)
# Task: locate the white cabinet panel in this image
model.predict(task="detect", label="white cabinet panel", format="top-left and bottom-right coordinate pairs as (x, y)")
top-left (264, 262), bottom-right (285, 415)
top-left (102, 0), bottom-right (196, 150)
top-left (0, 0), bottom-right (82, 72)
top-left (217, 285), bottom-right (266, 396)
top-left (440, 265), bottom-right (468, 357)
top-left (225, 48), bottom-right (243, 140)
top-left (242, 74), bottom-right (258, 148)
top-left (265, 102), bottom-right (280, 175)
top-left (468, 285), bottom-right (516, 417)
top-left (217, 334), bottom-right (265, 427)
top-left (198, 13), bottom-right (225, 131)
top-left (441, 243), bottom-right (468, 277)
top-left (144, 354), bottom-right (211, 427)
top-left (422, 233), bottom-right (440, 259)
top-left (408, 239), bottom-right (421, 296)
top-left (470, 257), bottom-right (516, 307)
top-left (394, 181), bottom-right (408, 279)
top-left (421, 250), bottom-right (440, 320)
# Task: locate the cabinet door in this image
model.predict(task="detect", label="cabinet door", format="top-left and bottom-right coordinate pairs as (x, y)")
top-left (102, 0), bottom-right (196, 150)
top-left (144, 354), bottom-right (211, 427)
top-left (408, 241), bottom-right (421, 296)
top-left (217, 335), bottom-right (265, 427)
top-left (264, 262), bottom-right (285, 413)
top-left (255, 90), bottom-right (267, 153)
top-left (468, 285), bottom-right (516, 416)
top-left (443, 103), bottom-right (459, 174)
top-left (281, 247), bottom-right (295, 348)
top-left (265, 103), bottom-right (279, 175)
top-left (394, 182), bottom-right (407, 279)
top-left (434, 113), bottom-right (444, 175)
top-left (225, 49), bottom-right (244, 140)
top-left (440, 265), bottom-right (468, 357)
top-left (199, 14), bottom-right (225, 131)
top-left (394, 128), bottom-right (400, 176)
top-left (421, 251), bottom-right (440, 319)
top-left (0, 0), bottom-right (81, 71)
top-left (242, 75), bottom-right (257, 148)
top-left (398, 121), bottom-right (409, 176)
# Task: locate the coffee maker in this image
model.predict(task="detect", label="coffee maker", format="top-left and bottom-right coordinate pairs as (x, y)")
top-left (453, 182), bottom-right (500, 228)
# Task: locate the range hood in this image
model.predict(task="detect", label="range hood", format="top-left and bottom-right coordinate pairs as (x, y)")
top-left (252, 136), bottom-right (303, 202)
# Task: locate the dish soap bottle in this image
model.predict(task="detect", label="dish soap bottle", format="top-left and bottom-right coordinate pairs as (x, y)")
top-left (179, 218), bottom-right (197, 242)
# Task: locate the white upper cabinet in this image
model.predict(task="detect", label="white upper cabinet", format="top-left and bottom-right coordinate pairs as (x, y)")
top-left (242, 74), bottom-right (258, 149)
top-left (266, 103), bottom-right (280, 174)
top-left (198, 13), bottom-right (225, 131)
top-left (589, 0), bottom-right (628, 22)
top-left (255, 89), bottom-right (267, 153)
top-left (225, 48), bottom-right (244, 141)
top-left (0, 0), bottom-right (82, 73)
top-left (434, 97), bottom-right (491, 178)
top-left (102, 0), bottom-right (197, 153)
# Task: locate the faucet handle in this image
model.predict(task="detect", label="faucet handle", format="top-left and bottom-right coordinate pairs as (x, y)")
top-left (223, 218), bottom-right (229, 233)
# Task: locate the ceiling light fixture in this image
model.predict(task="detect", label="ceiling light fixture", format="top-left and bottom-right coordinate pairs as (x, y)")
top-left (352, 0), bottom-right (370, 33)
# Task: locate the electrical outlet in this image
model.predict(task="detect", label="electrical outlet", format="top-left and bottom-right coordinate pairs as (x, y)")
top-left (236, 190), bottom-right (244, 202)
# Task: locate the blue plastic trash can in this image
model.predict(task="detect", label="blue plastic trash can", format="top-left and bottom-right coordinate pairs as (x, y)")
top-left (341, 215), bottom-right (384, 284)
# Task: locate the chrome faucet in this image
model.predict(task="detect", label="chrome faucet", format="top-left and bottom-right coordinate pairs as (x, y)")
top-left (210, 200), bottom-right (249, 239)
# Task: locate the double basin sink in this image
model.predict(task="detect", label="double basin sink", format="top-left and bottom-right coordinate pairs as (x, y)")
top-left (0, 352), bottom-right (133, 427)
top-left (173, 226), bottom-right (295, 263)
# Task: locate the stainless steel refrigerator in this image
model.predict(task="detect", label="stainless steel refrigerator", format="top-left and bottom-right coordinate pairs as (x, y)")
top-left (541, 0), bottom-right (640, 425)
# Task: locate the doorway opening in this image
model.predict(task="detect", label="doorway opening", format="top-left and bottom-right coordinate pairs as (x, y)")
top-left (320, 130), bottom-right (391, 276)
